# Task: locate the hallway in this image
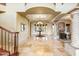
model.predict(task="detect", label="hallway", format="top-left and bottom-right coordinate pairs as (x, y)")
top-left (19, 38), bottom-right (69, 56)
top-left (0, 3), bottom-right (79, 56)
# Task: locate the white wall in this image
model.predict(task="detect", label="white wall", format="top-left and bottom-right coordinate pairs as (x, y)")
top-left (0, 11), bottom-right (16, 32)
top-left (0, 3), bottom-right (25, 31)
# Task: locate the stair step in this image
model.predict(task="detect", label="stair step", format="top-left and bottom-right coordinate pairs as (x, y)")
top-left (0, 48), bottom-right (9, 56)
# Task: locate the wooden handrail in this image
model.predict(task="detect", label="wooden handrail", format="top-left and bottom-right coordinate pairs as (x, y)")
top-left (0, 26), bottom-right (19, 56)
top-left (0, 3), bottom-right (6, 6)
top-left (0, 26), bottom-right (16, 33)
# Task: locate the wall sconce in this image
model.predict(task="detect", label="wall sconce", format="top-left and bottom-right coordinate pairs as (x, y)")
top-left (20, 23), bottom-right (25, 32)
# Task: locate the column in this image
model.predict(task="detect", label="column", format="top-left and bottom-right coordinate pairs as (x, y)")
top-left (71, 10), bottom-right (79, 48)
top-left (53, 23), bottom-right (59, 39)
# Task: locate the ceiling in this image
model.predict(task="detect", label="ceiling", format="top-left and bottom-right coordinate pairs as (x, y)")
top-left (18, 7), bottom-right (60, 22)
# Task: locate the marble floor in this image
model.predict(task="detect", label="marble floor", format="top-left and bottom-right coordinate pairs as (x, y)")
top-left (19, 38), bottom-right (69, 56)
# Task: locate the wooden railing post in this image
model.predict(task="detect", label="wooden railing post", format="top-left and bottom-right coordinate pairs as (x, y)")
top-left (0, 26), bottom-right (19, 56)
top-left (1, 29), bottom-right (3, 49)
top-left (14, 32), bottom-right (19, 56)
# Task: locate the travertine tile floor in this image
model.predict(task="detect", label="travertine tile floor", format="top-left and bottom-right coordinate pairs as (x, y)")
top-left (19, 39), bottom-right (69, 56)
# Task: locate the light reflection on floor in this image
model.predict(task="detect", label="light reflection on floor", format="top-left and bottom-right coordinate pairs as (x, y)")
top-left (19, 37), bottom-right (69, 56)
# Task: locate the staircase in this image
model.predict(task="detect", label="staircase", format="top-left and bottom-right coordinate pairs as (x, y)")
top-left (0, 26), bottom-right (19, 56)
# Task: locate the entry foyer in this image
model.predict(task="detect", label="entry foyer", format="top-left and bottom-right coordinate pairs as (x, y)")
top-left (0, 3), bottom-right (79, 56)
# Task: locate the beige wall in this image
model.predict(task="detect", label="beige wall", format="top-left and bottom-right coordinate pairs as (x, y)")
top-left (0, 3), bottom-right (30, 48)
top-left (16, 13), bottom-right (29, 46)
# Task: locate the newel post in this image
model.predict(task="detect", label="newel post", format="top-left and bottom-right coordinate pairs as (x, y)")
top-left (14, 32), bottom-right (19, 56)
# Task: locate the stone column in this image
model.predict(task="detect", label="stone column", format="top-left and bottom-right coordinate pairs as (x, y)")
top-left (71, 10), bottom-right (79, 48)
